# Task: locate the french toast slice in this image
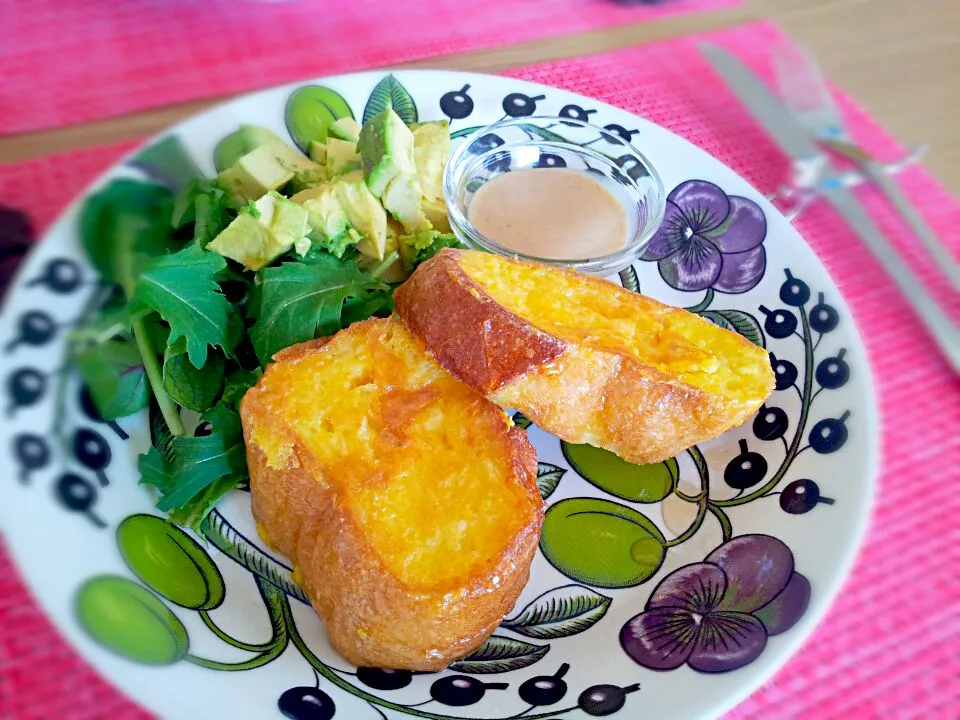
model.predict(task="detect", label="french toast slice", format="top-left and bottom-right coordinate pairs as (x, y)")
top-left (394, 249), bottom-right (775, 465)
top-left (239, 316), bottom-right (542, 670)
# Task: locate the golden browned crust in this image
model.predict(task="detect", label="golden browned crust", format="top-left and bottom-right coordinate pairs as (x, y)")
top-left (394, 251), bottom-right (566, 392)
top-left (394, 249), bottom-right (774, 465)
top-left (240, 318), bottom-right (543, 670)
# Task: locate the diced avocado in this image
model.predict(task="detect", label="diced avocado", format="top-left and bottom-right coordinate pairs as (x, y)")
top-left (293, 235), bottom-right (312, 257)
top-left (290, 184), bottom-right (351, 244)
top-left (357, 109), bottom-right (416, 197)
top-left (328, 118), bottom-right (362, 143)
top-left (358, 220), bottom-right (406, 282)
top-left (386, 217), bottom-right (403, 245)
top-left (207, 214), bottom-right (274, 269)
top-left (422, 196), bottom-right (451, 232)
top-left (291, 164), bottom-right (328, 191)
top-left (309, 140), bottom-right (327, 164)
top-left (381, 173), bottom-right (430, 233)
top-left (207, 191), bottom-right (308, 271)
top-left (214, 124), bottom-right (286, 173)
top-left (327, 138), bottom-right (362, 178)
top-left (266, 190), bottom-right (310, 252)
top-left (270, 143), bottom-right (326, 192)
top-left (217, 144), bottom-right (294, 206)
top-left (333, 179), bottom-right (387, 260)
top-left (412, 120), bottom-right (450, 201)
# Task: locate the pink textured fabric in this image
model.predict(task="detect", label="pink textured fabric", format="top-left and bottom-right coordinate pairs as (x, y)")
top-left (2, 20), bottom-right (959, 720)
top-left (0, 0), bottom-right (740, 136)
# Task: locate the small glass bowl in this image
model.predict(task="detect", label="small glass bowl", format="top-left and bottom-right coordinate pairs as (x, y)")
top-left (443, 115), bottom-right (666, 276)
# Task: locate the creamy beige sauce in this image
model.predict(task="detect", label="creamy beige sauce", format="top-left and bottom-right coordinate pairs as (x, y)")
top-left (467, 168), bottom-right (629, 260)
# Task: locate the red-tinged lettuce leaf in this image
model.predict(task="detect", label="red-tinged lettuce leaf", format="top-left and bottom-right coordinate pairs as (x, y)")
top-left (74, 339), bottom-right (149, 420)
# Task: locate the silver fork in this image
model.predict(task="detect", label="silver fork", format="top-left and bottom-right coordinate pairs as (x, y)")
top-left (772, 41), bottom-right (960, 292)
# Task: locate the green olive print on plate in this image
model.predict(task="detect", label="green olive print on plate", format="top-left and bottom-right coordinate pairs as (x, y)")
top-left (284, 85), bottom-right (354, 153)
top-left (117, 514), bottom-right (225, 610)
top-left (76, 575), bottom-right (189, 665)
top-left (540, 497), bottom-right (666, 588)
top-left (562, 442), bottom-right (678, 503)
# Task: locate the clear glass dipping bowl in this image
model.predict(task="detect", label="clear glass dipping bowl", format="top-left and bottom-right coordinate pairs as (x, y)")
top-left (443, 115), bottom-right (666, 276)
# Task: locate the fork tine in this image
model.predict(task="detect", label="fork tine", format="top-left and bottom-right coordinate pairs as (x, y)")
top-left (774, 47), bottom-right (960, 294)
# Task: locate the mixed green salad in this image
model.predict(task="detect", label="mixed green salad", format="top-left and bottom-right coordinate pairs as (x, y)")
top-left (69, 107), bottom-right (461, 532)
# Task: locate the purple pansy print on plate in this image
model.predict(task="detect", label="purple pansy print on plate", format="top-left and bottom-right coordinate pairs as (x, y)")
top-left (620, 535), bottom-right (810, 673)
top-left (641, 180), bottom-right (768, 294)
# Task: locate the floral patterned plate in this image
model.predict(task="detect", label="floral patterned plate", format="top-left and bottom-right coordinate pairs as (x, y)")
top-left (0, 70), bottom-right (877, 720)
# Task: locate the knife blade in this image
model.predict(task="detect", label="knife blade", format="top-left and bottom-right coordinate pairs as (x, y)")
top-left (821, 186), bottom-right (960, 373)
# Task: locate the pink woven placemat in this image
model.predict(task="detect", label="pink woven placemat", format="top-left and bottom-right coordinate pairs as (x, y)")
top-left (0, 0), bottom-right (741, 136)
top-left (2, 19), bottom-right (959, 720)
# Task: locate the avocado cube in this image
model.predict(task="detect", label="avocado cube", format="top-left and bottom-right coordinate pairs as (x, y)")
top-left (207, 213), bottom-right (276, 270)
top-left (271, 143), bottom-right (326, 192)
top-left (339, 169), bottom-right (364, 183)
top-left (357, 109), bottom-right (416, 197)
top-left (207, 191), bottom-right (307, 271)
top-left (382, 173), bottom-right (430, 233)
top-left (333, 179), bottom-right (387, 260)
top-left (422, 196), bottom-right (451, 232)
top-left (328, 118), bottom-right (362, 143)
top-left (215, 124), bottom-right (288, 172)
top-left (412, 120), bottom-right (450, 201)
top-left (291, 185), bottom-right (351, 242)
top-left (359, 222), bottom-right (407, 283)
top-left (217, 144), bottom-right (294, 206)
top-left (308, 140), bottom-right (327, 164)
top-left (265, 190), bottom-right (310, 250)
top-left (327, 138), bottom-right (362, 178)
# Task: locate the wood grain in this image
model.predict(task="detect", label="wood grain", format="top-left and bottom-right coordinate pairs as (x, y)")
top-left (0, 0), bottom-right (957, 194)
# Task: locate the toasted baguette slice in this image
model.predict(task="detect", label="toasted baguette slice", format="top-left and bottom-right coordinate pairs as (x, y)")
top-left (239, 316), bottom-right (542, 671)
top-left (395, 249), bottom-right (774, 465)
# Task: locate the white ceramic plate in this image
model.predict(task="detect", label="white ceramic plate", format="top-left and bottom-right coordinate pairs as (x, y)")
top-left (0, 70), bottom-right (877, 720)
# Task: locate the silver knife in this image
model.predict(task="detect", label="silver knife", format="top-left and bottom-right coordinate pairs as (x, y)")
top-left (698, 42), bottom-right (960, 373)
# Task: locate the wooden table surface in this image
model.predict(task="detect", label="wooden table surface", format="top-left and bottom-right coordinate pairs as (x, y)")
top-left (1, 0), bottom-right (957, 196)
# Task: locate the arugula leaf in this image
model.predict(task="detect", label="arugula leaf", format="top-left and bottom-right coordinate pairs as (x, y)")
top-left (139, 444), bottom-right (241, 534)
top-left (172, 179), bottom-right (232, 246)
top-left (221, 367), bottom-right (263, 408)
top-left (162, 337), bottom-right (225, 412)
top-left (79, 179), bottom-right (179, 288)
top-left (74, 339), bottom-right (149, 420)
top-left (399, 230), bottom-right (462, 271)
top-left (152, 402), bottom-right (247, 514)
top-left (134, 243), bottom-right (235, 368)
top-left (167, 475), bottom-right (243, 533)
top-left (249, 253), bottom-right (386, 366)
top-left (139, 445), bottom-right (176, 493)
top-left (342, 288), bottom-right (394, 326)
